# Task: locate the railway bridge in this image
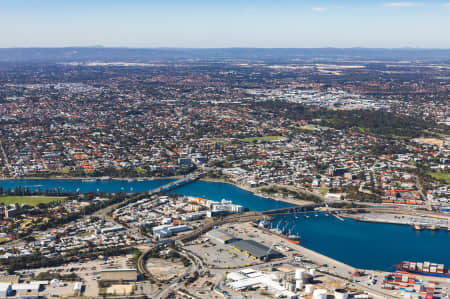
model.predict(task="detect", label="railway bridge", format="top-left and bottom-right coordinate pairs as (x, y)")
top-left (262, 203), bottom-right (321, 216)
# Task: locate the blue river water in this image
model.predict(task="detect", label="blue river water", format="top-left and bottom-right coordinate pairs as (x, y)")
top-left (0, 179), bottom-right (449, 270)
top-left (0, 178), bottom-right (174, 193)
top-left (167, 181), bottom-right (292, 211)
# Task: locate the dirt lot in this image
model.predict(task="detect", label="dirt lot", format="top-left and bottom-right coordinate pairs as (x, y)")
top-left (105, 284), bottom-right (134, 295)
top-left (146, 258), bottom-right (186, 281)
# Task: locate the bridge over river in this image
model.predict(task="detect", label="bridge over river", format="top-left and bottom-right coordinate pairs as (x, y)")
top-left (148, 172), bottom-right (205, 195)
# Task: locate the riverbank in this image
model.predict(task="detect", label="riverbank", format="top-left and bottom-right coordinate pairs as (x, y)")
top-left (2, 175), bottom-right (316, 208)
top-left (200, 177), bottom-right (314, 207)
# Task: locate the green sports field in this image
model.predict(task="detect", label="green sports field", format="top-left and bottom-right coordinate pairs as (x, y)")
top-left (0, 196), bottom-right (66, 206)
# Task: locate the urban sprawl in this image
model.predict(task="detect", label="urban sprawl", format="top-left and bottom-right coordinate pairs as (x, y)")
top-left (0, 50), bottom-right (449, 299)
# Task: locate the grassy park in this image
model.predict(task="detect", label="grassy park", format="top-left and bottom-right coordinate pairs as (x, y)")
top-left (0, 196), bottom-right (66, 206)
top-left (427, 172), bottom-right (450, 184)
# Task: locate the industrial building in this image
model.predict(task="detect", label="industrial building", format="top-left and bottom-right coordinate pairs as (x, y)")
top-left (232, 239), bottom-right (283, 261)
top-left (227, 269), bottom-right (297, 298)
top-left (11, 282), bottom-right (41, 298)
top-left (207, 229), bottom-right (240, 244)
top-left (73, 282), bottom-right (83, 296)
top-left (152, 224), bottom-right (191, 239)
top-left (100, 269), bottom-right (138, 283)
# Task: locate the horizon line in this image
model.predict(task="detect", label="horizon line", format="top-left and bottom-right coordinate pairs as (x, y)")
top-left (1, 46), bottom-right (450, 50)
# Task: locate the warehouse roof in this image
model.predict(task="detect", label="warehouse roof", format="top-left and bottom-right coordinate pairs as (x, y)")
top-left (207, 229), bottom-right (239, 243)
top-left (232, 240), bottom-right (282, 259)
top-left (100, 268), bottom-right (137, 273)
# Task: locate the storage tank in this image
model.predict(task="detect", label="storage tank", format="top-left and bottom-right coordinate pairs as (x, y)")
top-left (334, 288), bottom-right (348, 299)
top-left (295, 268), bottom-right (305, 280)
top-left (295, 280), bottom-right (303, 290)
top-left (312, 289), bottom-right (327, 299)
top-left (305, 284), bottom-right (314, 294)
top-left (309, 268), bottom-right (316, 277)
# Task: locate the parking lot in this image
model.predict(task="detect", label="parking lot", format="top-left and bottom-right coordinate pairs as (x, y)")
top-left (187, 236), bottom-right (259, 269)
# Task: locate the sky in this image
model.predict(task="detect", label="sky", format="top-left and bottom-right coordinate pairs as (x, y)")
top-left (0, 0), bottom-right (449, 48)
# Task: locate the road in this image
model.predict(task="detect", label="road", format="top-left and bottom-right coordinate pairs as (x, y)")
top-left (0, 140), bottom-right (11, 170)
top-left (152, 249), bottom-right (198, 299)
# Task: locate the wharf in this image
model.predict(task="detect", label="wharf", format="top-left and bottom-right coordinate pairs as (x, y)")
top-left (351, 213), bottom-right (450, 230)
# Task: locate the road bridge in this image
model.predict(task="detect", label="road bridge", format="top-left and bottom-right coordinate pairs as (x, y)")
top-left (149, 172), bottom-right (205, 195)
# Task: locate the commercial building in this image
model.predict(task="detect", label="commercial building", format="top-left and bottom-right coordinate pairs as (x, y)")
top-left (207, 199), bottom-right (244, 217)
top-left (232, 239), bottom-right (283, 261)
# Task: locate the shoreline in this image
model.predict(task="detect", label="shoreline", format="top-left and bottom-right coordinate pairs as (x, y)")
top-left (199, 177), bottom-right (314, 207)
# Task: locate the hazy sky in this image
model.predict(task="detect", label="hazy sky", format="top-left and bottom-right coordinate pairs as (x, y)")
top-left (1, 0), bottom-right (449, 48)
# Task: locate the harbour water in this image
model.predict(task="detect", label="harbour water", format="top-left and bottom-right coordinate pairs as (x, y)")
top-left (271, 213), bottom-right (450, 270)
top-left (1, 179), bottom-right (449, 270)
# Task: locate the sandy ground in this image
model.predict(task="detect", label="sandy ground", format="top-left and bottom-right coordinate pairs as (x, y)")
top-left (413, 138), bottom-right (444, 146)
top-left (105, 284), bottom-right (134, 295)
top-left (146, 258), bottom-right (186, 281)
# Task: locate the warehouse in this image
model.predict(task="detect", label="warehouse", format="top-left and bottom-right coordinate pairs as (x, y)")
top-left (100, 269), bottom-right (138, 282)
top-left (207, 229), bottom-right (240, 244)
top-left (152, 224), bottom-right (191, 239)
top-left (11, 282), bottom-right (41, 298)
top-left (232, 240), bottom-right (283, 261)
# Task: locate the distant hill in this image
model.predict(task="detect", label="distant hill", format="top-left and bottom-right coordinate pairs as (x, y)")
top-left (0, 47), bottom-right (450, 62)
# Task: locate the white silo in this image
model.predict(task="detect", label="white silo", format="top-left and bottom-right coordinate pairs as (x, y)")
top-left (313, 289), bottom-right (327, 299)
top-left (309, 268), bottom-right (316, 277)
top-left (295, 268), bottom-right (305, 280)
top-left (305, 284), bottom-right (314, 294)
top-left (334, 288), bottom-right (348, 299)
top-left (295, 280), bottom-right (303, 290)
